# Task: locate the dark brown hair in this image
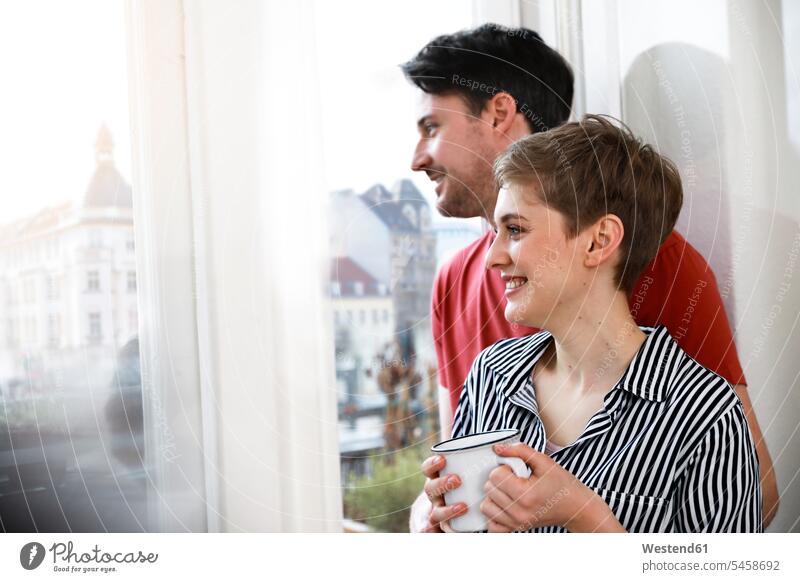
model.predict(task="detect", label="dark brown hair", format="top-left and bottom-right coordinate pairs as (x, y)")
top-left (400, 24), bottom-right (573, 133)
top-left (494, 114), bottom-right (683, 293)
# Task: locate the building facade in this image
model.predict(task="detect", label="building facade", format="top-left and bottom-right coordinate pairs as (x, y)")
top-left (329, 179), bottom-right (437, 383)
top-left (0, 125), bottom-right (137, 395)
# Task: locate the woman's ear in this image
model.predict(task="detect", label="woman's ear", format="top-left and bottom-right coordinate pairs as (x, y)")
top-left (584, 215), bottom-right (625, 268)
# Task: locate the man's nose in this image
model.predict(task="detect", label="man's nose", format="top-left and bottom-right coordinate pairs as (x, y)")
top-left (411, 140), bottom-right (433, 172)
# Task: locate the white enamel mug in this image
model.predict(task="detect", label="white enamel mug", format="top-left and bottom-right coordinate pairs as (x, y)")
top-left (431, 428), bottom-right (531, 533)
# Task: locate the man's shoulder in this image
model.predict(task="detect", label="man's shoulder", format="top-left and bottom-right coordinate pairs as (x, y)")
top-left (634, 230), bottom-right (726, 322)
top-left (435, 230), bottom-right (493, 283)
top-left (651, 230), bottom-right (714, 278)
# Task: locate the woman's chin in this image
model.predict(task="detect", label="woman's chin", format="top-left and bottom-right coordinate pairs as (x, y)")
top-left (505, 308), bottom-right (535, 329)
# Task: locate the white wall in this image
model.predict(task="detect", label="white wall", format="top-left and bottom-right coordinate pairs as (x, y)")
top-left (605, 0), bottom-right (800, 532)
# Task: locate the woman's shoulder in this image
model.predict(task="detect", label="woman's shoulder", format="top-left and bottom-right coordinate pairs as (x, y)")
top-left (667, 341), bottom-right (739, 403)
top-left (662, 334), bottom-right (745, 439)
top-left (471, 330), bottom-right (553, 374)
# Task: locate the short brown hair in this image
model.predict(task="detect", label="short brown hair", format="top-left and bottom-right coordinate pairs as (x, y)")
top-left (494, 114), bottom-right (683, 293)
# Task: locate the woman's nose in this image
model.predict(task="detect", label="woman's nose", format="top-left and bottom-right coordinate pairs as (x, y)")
top-left (485, 233), bottom-right (510, 271)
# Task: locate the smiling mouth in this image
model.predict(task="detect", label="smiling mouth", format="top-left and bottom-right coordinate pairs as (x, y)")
top-left (505, 276), bottom-right (528, 290)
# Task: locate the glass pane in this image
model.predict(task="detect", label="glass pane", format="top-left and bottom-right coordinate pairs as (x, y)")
top-left (0, 1), bottom-right (147, 531)
top-left (313, 0), bottom-right (483, 532)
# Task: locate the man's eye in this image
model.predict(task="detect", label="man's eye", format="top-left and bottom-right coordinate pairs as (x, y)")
top-left (424, 123), bottom-right (437, 136)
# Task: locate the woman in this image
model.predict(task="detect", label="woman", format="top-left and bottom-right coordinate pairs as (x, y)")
top-left (420, 115), bottom-right (762, 533)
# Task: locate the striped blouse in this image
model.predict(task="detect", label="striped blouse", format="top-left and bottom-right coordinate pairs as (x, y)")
top-left (451, 325), bottom-right (762, 533)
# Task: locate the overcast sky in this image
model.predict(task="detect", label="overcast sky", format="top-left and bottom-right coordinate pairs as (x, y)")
top-left (0, 0), bottom-right (131, 221)
top-left (0, 0), bottom-right (484, 231)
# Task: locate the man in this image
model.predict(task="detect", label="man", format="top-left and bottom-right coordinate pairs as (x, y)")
top-left (401, 23), bottom-right (777, 531)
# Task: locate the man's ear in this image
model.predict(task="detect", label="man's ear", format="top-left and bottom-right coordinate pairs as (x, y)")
top-left (584, 215), bottom-right (625, 268)
top-left (483, 91), bottom-right (518, 134)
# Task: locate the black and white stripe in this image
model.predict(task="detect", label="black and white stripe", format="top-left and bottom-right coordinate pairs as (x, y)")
top-left (451, 325), bottom-right (762, 533)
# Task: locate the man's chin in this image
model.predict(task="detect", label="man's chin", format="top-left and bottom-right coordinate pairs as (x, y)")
top-left (434, 196), bottom-right (457, 218)
top-left (435, 195), bottom-right (475, 219)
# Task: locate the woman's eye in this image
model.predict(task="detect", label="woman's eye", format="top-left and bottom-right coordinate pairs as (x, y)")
top-left (424, 123), bottom-right (437, 136)
top-left (507, 225), bottom-right (522, 236)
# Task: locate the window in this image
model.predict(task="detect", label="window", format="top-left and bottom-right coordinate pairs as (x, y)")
top-left (419, 207), bottom-right (431, 229)
top-left (89, 229), bottom-right (103, 248)
top-left (24, 317), bottom-right (38, 346)
top-left (127, 271), bottom-right (137, 293)
top-left (0, 0), bottom-right (150, 533)
top-left (88, 312), bottom-right (102, 343)
top-left (402, 203), bottom-right (418, 227)
top-left (47, 274), bottom-right (60, 300)
top-left (22, 278), bottom-right (36, 303)
top-left (87, 270), bottom-right (100, 292)
top-left (48, 314), bottom-right (61, 348)
top-left (316, 0), bottom-right (474, 532)
top-left (6, 318), bottom-right (18, 348)
top-left (129, 308), bottom-right (138, 335)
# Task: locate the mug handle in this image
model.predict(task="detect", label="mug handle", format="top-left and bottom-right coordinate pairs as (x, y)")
top-left (496, 455), bottom-right (531, 478)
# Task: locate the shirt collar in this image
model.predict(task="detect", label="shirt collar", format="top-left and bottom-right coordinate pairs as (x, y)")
top-left (616, 325), bottom-right (681, 402)
top-left (483, 324), bottom-right (680, 403)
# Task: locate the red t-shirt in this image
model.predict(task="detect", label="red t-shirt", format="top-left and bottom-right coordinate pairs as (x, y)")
top-left (432, 229), bottom-right (746, 417)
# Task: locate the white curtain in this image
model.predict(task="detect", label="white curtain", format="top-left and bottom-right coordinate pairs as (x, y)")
top-left (127, 0), bottom-right (342, 532)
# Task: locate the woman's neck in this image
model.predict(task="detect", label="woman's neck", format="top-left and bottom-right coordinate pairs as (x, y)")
top-left (538, 291), bottom-right (647, 395)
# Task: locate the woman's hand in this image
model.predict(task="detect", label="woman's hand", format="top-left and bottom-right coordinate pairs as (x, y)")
top-left (479, 442), bottom-right (626, 533)
top-left (419, 454), bottom-right (469, 533)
